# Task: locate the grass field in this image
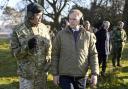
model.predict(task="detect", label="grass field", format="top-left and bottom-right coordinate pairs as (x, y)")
top-left (0, 39), bottom-right (128, 89)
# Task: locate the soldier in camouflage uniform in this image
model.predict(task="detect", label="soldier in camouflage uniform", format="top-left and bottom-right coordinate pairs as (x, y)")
top-left (111, 21), bottom-right (127, 67)
top-left (10, 3), bottom-right (51, 89)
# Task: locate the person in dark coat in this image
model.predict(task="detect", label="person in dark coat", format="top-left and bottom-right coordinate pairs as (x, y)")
top-left (96, 21), bottom-right (110, 76)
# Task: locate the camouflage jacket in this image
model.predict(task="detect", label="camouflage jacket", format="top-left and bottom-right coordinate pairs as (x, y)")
top-left (111, 28), bottom-right (127, 47)
top-left (10, 22), bottom-right (52, 79)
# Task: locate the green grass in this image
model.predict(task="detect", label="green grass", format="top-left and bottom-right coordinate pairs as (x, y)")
top-left (0, 39), bottom-right (19, 89)
top-left (0, 39), bottom-right (128, 89)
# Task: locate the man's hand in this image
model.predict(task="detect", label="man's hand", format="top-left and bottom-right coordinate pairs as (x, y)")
top-left (90, 75), bottom-right (97, 88)
top-left (53, 76), bottom-right (59, 86)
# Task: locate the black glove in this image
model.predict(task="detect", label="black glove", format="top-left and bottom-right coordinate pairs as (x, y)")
top-left (28, 37), bottom-right (37, 49)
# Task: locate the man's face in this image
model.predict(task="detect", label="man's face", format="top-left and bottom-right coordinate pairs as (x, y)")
top-left (30, 12), bottom-right (43, 26)
top-left (103, 22), bottom-right (110, 30)
top-left (118, 22), bottom-right (124, 29)
top-left (69, 13), bottom-right (80, 28)
top-left (85, 21), bottom-right (90, 30)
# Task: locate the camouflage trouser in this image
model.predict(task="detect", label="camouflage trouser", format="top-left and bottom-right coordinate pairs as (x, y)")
top-left (19, 72), bottom-right (48, 89)
top-left (19, 77), bottom-right (33, 89)
top-left (112, 46), bottom-right (123, 66)
top-left (33, 72), bottom-right (48, 89)
top-left (84, 76), bottom-right (88, 89)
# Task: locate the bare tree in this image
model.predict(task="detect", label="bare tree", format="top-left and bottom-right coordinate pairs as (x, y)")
top-left (2, 0), bottom-right (126, 32)
top-left (45, 0), bottom-right (69, 32)
top-left (27, 0), bottom-right (70, 33)
top-left (3, 6), bottom-right (23, 24)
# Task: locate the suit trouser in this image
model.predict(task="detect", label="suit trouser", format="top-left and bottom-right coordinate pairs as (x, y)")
top-left (59, 75), bottom-right (86, 89)
top-left (98, 53), bottom-right (108, 73)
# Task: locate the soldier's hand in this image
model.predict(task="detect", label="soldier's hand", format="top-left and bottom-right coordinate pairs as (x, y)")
top-left (53, 76), bottom-right (59, 86)
top-left (90, 75), bottom-right (97, 88)
top-left (28, 37), bottom-right (37, 49)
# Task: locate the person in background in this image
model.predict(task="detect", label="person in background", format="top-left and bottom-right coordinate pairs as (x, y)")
top-left (83, 20), bottom-right (93, 33)
top-left (96, 21), bottom-right (110, 77)
top-left (51, 9), bottom-right (99, 89)
top-left (83, 20), bottom-right (97, 88)
top-left (111, 21), bottom-right (127, 67)
top-left (60, 18), bottom-right (69, 30)
top-left (10, 3), bottom-right (51, 89)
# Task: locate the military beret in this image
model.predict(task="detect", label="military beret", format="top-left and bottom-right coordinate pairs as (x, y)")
top-left (27, 3), bottom-right (43, 14)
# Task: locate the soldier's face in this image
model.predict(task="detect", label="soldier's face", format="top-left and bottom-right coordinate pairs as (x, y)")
top-left (85, 21), bottom-right (90, 30)
top-left (30, 12), bottom-right (43, 25)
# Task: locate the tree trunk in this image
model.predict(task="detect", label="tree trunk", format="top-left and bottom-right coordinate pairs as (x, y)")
top-left (38, 0), bottom-right (44, 8)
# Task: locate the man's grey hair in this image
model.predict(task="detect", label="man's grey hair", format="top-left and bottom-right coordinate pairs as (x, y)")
top-left (103, 21), bottom-right (110, 26)
top-left (118, 21), bottom-right (124, 26)
top-left (69, 9), bottom-right (83, 19)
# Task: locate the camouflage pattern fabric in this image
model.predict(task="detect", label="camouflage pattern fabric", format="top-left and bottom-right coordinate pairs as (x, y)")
top-left (33, 72), bottom-right (48, 89)
top-left (111, 28), bottom-right (127, 48)
top-left (19, 77), bottom-right (33, 89)
top-left (111, 27), bottom-right (127, 66)
top-left (10, 21), bottom-right (51, 89)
